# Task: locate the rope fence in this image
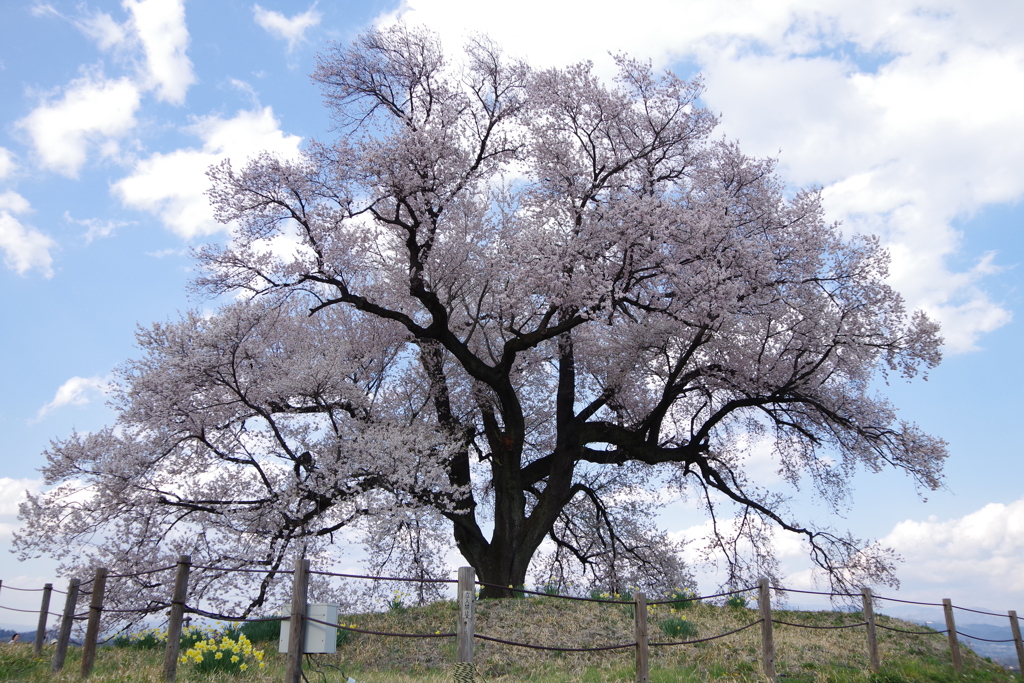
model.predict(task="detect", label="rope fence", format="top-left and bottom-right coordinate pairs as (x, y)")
top-left (4, 563), bottom-right (1023, 683)
top-left (650, 619), bottom-right (764, 647)
top-left (475, 579), bottom-right (634, 603)
top-left (773, 619), bottom-right (868, 630)
top-left (309, 569), bottom-right (456, 584)
top-left (474, 633), bottom-right (636, 652)
top-left (875, 623), bottom-right (948, 635)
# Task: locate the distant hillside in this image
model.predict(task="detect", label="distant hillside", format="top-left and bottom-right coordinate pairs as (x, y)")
top-left (955, 624), bottom-right (1019, 669)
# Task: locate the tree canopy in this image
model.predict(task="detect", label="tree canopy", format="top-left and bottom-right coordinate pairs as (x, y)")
top-left (16, 25), bottom-right (946, 616)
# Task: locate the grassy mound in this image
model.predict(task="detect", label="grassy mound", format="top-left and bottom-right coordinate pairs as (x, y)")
top-left (0, 597), bottom-right (1016, 682)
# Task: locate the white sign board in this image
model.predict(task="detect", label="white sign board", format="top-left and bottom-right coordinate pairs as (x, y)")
top-left (279, 603), bottom-right (339, 654)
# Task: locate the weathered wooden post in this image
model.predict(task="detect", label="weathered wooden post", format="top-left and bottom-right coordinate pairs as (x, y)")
top-left (33, 582), bottom-right (53, 656)
top-left (1008, 610), bottom-right (1024, 675)
top-left (162, 555), bottom-right (192, 683)
top-left (81, 567), bottom-right (109, 678)
top-left (942, 598), bottom-right (962, 674)
top-left (634, 591), bottom-right (649, 683)
top-left (861, 587), bottom-right (880, 672)
top-left (455, 567), bottom-right (476, 683)
top-left (285, 557), bottom-right (310, 683)
top-left (52, 578), bottom-right (80, 672)
top-left (759, 578), bottom-right (776, 683)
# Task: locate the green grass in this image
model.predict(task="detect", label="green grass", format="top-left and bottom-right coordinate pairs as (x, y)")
top-left (1, 598), bottom-right (1018, 683)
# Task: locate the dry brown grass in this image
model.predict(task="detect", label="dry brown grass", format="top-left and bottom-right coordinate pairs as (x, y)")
top-left (324, 596), bottom-right (1006, 682)
top-left (1, 597), bottom-right (1015, 683)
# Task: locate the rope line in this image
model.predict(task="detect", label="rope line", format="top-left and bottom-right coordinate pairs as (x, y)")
top-left (875, 623), bottom-right (946, 635)
top-left (650, 619), bottom-right (764, 646)
top-left (773, 619), bottom-right (868, 630)
top-left (0, 585), bottom-right (46, 592)
top-left (956, 631), bottom-right (1017, 643)
top-left (182, 605), bottom-right (286, 622)
top-left (648, 586), bottom-right (760, 605)
top-left (309, 569), bottom-right (456, 584)
top-left (106, 565), bottom-right (176, 579)
top-left (101, 606), bottom-right (167, 614)
top-left (306, 616), bottom-right (455, 639)
top-left (189, 565), bottom-right (293, 575)
top-left (0, 604), bottom-right (45, 614)
top-left (474, 633), bottom-right (635, 652)
top-left (771, 586), bottom-right (860, 598)
top-left (872, 596), bottom-right (944, 607)
top-left (952, 605), bottom-right (1008, 618)
top-left (474, 581), bottom-right (632, 604)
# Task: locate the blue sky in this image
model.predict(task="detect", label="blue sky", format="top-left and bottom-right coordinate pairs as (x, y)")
top-left (1, 0), bottom-right (1022, 625)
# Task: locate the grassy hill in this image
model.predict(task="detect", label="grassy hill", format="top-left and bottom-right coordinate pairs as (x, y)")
top-left (0, 596), bottom-right (1017, 682)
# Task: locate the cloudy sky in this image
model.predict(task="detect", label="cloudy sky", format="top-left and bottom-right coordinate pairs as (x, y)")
top-left (1, 0), bottom-right (1022, 626)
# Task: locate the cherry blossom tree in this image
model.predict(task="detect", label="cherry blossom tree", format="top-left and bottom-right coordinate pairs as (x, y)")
top-left (17, 25), bottom-right (946, 612)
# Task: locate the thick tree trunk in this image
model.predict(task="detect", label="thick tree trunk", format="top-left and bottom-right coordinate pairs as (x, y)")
top-left (474, 546), bottom-right (533, 599)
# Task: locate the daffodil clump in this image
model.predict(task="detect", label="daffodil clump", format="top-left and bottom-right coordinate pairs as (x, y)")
top-left (180, 633), bottom-right (265, 674)
top-left (386, 589), bottom-right (409, 612)
top-left (113, 626), bottom-right (167, 649)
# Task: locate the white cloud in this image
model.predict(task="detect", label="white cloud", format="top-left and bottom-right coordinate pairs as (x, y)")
top-left (0, 191), bottom-right (55, 277)
top-left (381, 0), bottom-right (1024, 353)
top-left (69, 0), bottom-right (194, 105)
top-left (0, 148), bottom-right (16, 181)
top-left (113, 107), bottom-right (303, 239)
top-left (29, 2), bottom-right (60, 18)
top-left (76, 9), bottom-right (129, 50)
top-left (63, 211), bottom-right (133, 242)
top-left (123, 0), bottom-right (195, 104)
top-left (882, 499), bottom-right (1024, 605)
top-left (253, 4), bottom-right (321, 52)
top-left (16, 74), bottom-right (141, 177)
top-left (0, 478), bottom-right (45, 542)
top-left (0, 478), bottom-right (44, 518)
top-left (34, 376), bottom-right (111, 421)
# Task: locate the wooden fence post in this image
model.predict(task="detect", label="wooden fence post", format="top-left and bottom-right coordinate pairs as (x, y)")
top-left (33, 582), bottom-right (52, 656)
top-left (759, 578), bottom-right (776, 683)
top-left (162, 555), bottom-right (192, 683)
top-left (51, 578), bottom-right (80, 672)
top-left (455, 567), bottom-right (476, 683)
top-left (861, 587), bottom-right (880, 672)
top-left (80, 567), bottom-right (109, 678)
top-left (942, 598), bottom-right (962, 674)
top-left (634, 591), bottom-right (649, 683)
top-left (285, 557), bottom-right (310, 683)
top-left (1009, 610), bottom-right (1024, 676)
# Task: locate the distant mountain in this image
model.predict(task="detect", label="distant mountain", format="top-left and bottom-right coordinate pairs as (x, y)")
top-left (0, 628), bottom-right (33, 643)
